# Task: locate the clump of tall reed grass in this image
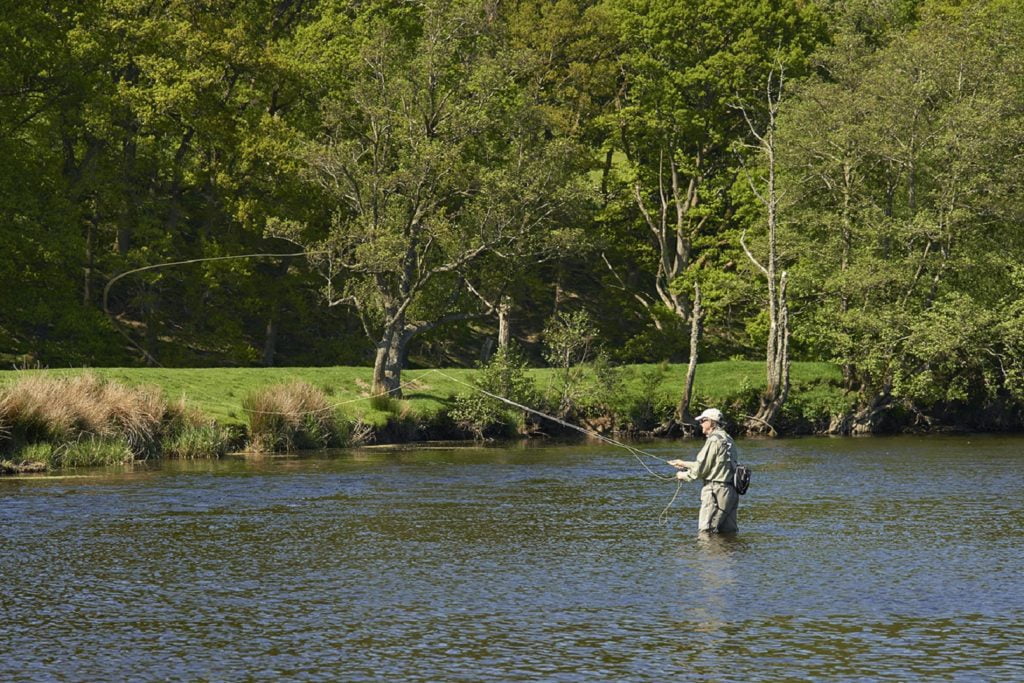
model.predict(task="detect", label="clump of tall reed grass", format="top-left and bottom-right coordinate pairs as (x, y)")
top-left (0, 373), bottom-right (165, 460)
top-left (0, 373), bottom-right (234, 471)
top-left (242, 381), bottom-right (347, 453)
top-left (53, 437), bottom-right (135, 468)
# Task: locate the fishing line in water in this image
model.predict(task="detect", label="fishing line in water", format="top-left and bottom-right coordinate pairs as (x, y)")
top-left (659, 480), bottom-right (685, 526)
top-left (432, 370), bottom-right (687, 524)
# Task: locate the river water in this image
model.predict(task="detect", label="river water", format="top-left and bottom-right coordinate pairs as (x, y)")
top-left (2, 435), bottom-right (1023, 681)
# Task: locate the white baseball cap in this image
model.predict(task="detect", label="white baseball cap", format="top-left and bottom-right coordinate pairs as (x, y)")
top-left (695, 408), bottom-right (723, 423)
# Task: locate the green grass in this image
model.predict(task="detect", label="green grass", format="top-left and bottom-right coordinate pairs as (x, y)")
top-left (54, 437), bottom-right (134, 468)
top-left (160, 423), bottom-right (235, 459)
top-left (609, 360), bottom-right (842, 407)
top-left (7, 437), bottom-right (133, 469)
top-left (0, 361), bottom-right (845, 427)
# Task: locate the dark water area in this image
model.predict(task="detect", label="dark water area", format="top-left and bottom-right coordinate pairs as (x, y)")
top-left (2, 435), bottom-right (1023, 681)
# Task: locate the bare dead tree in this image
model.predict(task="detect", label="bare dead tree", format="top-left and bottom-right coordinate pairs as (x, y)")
top-left (677, 280), bottom-right (704, 426)
top-left (623, 148), bottom-right (709, 328)
top-left (736, 64), bottom-right (791, 433)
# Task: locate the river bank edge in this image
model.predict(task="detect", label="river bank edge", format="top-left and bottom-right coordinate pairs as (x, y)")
top-left (2, 364), bottom-right (1022, 474)
top-left (5, 402), bottom-right (1021, 477)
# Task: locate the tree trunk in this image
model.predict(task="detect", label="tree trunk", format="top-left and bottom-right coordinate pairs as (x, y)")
top-left (143, 289), bottom-right (158, 367)
top-left (600, 148), bottom-right (614, 202)
top-left (83, 214), bottom-right (94, 306)
top-left (497, 295), bottom-right (511, 349)
top-left (118, 133), bottom-right (138, 256)
top-left (677, 280), bottom-right (703, 423)
top-left (480, 337), bottom-right (495, 364)
top-left (262, 315), bottom-right (277, 367)
top-left (372, 324), bottom-right (407, 398)
top-left (829, 387), bottom-right (891, 435)
top-left (740, 66), bottom-right (791, 435)
top-left (752, 271), bottom-right (790, 431)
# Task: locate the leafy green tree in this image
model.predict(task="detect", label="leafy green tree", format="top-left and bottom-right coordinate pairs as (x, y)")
top-left (272, 0), bottom-right (586, 395)
top-left (53, 0), bottom-right (331, 367)
top-left (0, 0), bottom-right (126, 364)
top-left (591, 0), bottom-right (825, 336)
top-left (780, 0), bottom-right (1024, 429)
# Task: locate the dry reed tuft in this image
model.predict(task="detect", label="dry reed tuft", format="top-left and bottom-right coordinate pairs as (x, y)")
top-left (242, 381), bottom-right (340, 452)
top-left (1, 373), bottom-right (166, 460)
top-left (0, 396), bottom-right (11, 444)
top-left (0, 374), bottom-right (241, 472)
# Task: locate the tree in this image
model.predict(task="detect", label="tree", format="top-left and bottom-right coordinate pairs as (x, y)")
top-left (737, 65), bottom-right (790, 433)
top-left (592, 0), bottom-right (825, 338)
top-left (272, 0), bottom-right (585, 396)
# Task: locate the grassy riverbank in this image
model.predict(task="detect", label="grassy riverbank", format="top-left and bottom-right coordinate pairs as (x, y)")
top-left (1, 361), bottom-right (845, 424)
top-left (0, 361), bottom-right (847, 472)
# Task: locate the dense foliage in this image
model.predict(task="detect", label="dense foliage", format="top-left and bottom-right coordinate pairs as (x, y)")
top-left (2, 0), bottom-right (1022, 428)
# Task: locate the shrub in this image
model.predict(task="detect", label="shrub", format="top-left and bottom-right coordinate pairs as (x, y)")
top-left (781, 380), bottom-right (857, 430)
top-left (543, 311), bottom-right (598, 417)
top-left (620, 362), bottom-right (674, 430)
top-left (452, 344), bottom-right (541, 439)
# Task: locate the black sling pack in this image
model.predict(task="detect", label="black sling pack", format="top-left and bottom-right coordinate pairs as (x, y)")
top-left (715, 432), bottom-right (751, 495)
top-left (733, 464), bottom-right (751, 495)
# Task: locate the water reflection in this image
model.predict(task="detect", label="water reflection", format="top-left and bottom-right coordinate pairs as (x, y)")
top-left (685, 534), bottom-right (744, 636)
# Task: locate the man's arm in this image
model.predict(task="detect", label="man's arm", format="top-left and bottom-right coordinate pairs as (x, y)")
top-left (670, 439), bottom-right (714, 481)
top-left (680, 435), bottom-right (730, 481)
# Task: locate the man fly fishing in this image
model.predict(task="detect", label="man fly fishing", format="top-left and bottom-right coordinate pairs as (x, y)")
top-left (668, 408), bottom-right (739, 534)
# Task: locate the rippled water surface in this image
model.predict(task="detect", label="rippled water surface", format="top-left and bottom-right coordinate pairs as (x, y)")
top-left (2, 435), bottom-right (1023, 681)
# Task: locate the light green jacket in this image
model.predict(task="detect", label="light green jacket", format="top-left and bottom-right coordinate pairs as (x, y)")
top-left (679, 427), bottom-right (736, 484)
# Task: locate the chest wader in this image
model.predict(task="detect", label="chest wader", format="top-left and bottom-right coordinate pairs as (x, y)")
top-left (697, 434), bottom-right (739, 534)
